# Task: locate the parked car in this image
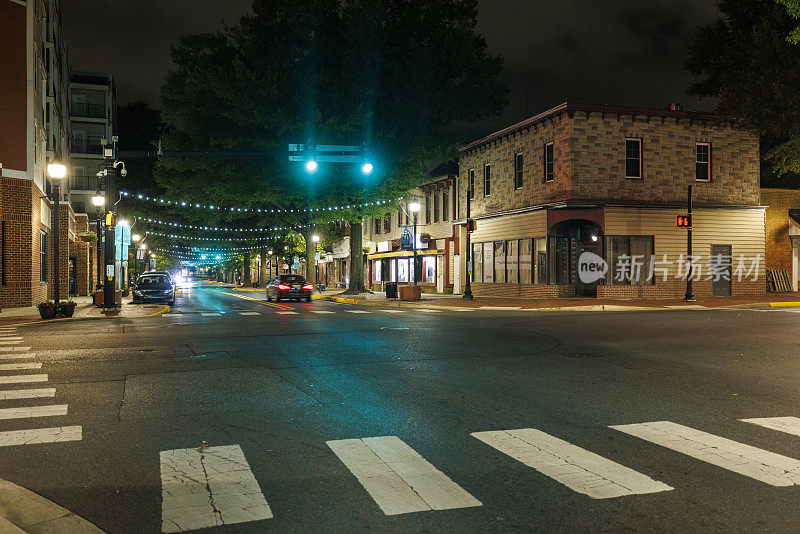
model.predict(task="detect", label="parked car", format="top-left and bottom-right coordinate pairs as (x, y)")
top-left (132, 272), bottom-right (175, 305)
top-left (266, 275), bottom-right (313, 302)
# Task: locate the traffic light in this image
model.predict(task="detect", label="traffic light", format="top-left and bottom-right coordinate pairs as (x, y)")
top-left (466, 218), bottom-right (476, 233)
top-left (105, 211), bottom-right (115, 227)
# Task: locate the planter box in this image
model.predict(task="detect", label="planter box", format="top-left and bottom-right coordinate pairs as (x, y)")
top-left (399, 285), bottom-right (421, 301)
top-left (93, 290), bottom-right (122, 306)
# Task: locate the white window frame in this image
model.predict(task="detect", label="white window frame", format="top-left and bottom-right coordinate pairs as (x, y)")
top-left (696, 142), bottom-right (711, 182)
top-left (625, 138), bottom-right (642, 179)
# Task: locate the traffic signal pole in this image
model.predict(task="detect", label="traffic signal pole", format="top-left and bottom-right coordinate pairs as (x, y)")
top-left (463, 186), bottom-right (473, 300)
top-left (683, 185), bottom-right (695, 302)
top-left (103, 150), bottom-right (116, 309)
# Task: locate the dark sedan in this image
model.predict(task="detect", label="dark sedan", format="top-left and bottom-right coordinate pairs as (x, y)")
top-left (266, 275), bottom-right (313, 302)
top-left (132, 273), bottom-right (175, 305)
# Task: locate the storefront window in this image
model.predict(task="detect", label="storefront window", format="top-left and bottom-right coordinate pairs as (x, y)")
top-left (607, 235), bottom-right (654, 285)
top-left (398, 258), bottom-right (409, 282)
top-left (390, 259), bottom-right (396, 282)
top-left (549, 236), bottom-right (573, 285)
top-left (494, 242), bottom-right (506, 283)
top-left (506, 240), bottom-right (518, 284)
top-left (423, 256), bottom-right (436, 283)
top-left (472, 243), bottom-right (482, 282)
top-left (519, 239), bottom-right (532, 284)
top-left (535, 237), bottom-right (547, 284)
top-left (483, 242), bottom-right (494, 283)
top-left (374, 260), bottom-right (382, 282)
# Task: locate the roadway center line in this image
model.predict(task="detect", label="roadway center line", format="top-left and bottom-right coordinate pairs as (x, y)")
top-left (160, 444), bottom-right (273, 533)
top-left (0, 426), bottom-right (81, 447)
top-left (741, 416), bottom-right (800, 437)
top-left (610, 421), bottom-right (800, 486)
top-left (346, 310), bottom-right (371, 314)
top-left (238, 312), bottom-right (261, 316)
top-left (472, 428), bottom-right (672, 499)
top-left (327, 436), bottom-right (481, 515)
top-left (0, 404), bottom-right (68, 420)
top-left (276, 311), bottom-right (299, 315)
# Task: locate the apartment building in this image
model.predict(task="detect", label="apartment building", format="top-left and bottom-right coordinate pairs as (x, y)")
top-left (456, 102), bottom-right (765, 299)
top-left (0, 0), bottom-right (92, 307)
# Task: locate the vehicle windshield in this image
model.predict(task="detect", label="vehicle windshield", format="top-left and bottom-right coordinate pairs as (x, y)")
top-left (137, 275), bottom-right (170, 286)
top-left (281, 275), bottom-right (305, 283)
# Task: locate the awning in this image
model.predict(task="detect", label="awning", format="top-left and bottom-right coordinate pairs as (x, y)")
top-left (368, 248), bottom-right (442, 260)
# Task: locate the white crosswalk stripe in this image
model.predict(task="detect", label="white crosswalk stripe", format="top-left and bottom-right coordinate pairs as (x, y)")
top-left (0, 347), bottom-right (31, 352)
top-left (160, 444), bottom-right (273, 532)
top-left (0, 426), bottom-right (81, 447)
top-left (0, 340), bottom-right (24, 345)
top-left (741, 416), bottom-right (800, 437)
top-left (0, 388), bottom-right (55, 400)
top-left (0, 362), bottom-right (41, 371)
top-left (238, 312), bottom-right (261, 316)
top-left (472, 428), bottom-right (671, 499)
top-left (0, 335), bottom-right (22, 339)
top-left (419, 309), bottom-right (442, 313)
top-left (276, 311), bottom-right (299, 315)
top-left (0, 374), bottom-right (47, 384)
top-left (610, 421), bottom-right (800, 486)
top-left (0, 404), bottom-right (68, 420)
top-left (327, 436), bottom-right (481, 515)
top-left (0, 353), bottom-right (35, 360)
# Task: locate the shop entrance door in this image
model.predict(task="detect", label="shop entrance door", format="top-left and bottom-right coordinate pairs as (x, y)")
top-left (711, 244), bottom-right (732, 296)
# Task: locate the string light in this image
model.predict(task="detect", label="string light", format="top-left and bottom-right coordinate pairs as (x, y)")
top-left (145, 230), bottom-right (301, 242)
top-left (120, 190), bottom-right (406, 214)
top-left (141, 217), bottom-right (309, 232)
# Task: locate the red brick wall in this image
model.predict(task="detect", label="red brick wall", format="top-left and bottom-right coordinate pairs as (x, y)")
top-left (597, 279), bottom-right (764, 299)
top-left (0, 1), bottom-right (28, 172)
top-left (760, 188), bottom-right (800, 272)
top-left (471, 282), bottom-right (576, 298)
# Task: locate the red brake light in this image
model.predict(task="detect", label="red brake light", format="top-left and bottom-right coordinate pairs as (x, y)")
top-left (302, 284), bottom-right (313, 290)
top-left (278, 284), bottom-right (290, 290)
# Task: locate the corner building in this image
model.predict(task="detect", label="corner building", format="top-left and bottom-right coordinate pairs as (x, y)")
top-left (457, 102), bottom-right (765, 299)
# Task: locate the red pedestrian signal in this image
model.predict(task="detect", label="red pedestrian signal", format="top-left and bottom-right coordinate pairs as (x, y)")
top-left (676, 215), bottom-right (691, 228)
top-left (466, 219), bottom-right (476, 233)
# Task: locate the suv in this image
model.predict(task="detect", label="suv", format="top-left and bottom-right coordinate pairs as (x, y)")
top-left (266, 275), bottom-right (313, 302)
top-left (132, 272), bottom-right (175, 305)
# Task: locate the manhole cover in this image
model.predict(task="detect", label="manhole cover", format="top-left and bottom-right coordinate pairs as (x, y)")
top-left (562, 352), bottom-right (601, 359)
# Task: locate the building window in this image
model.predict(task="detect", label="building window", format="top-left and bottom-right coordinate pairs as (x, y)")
top-left (40, 231), bottom-right (48, 282)
top-left (442, 192), bottom-right (449, 222)
top-left (468, 168), bottom-right (475, 200)
top-left (625, 138), bottom-right (642, 178)
top-left (423, 256), bottom-right (436, 283)
top-left (483, 164), bottom-right (491, 197)
top-left (433, 193), bottom-right (439, 223)
top-left (514, 152), bottom-right (524, 189)
top-left (696, 143), bottom-right (711, 182)
top-left (535, 237), bottom-right (548, 284)
top-left (472, 243), bottom-right (482, 283)
top-left (73, 202), bottom-right (86, 213)
top-left (425, 195), bottom-right (431, 224)
top-left (606, 235), bottom-right (654, 285)
top-left (519, 239), bottom-right (532, 284)
top-left (493, 241), bottom-right (506, 283)
top-left (374, 218), bottom-right (381, 234)
top-left (506, 239), bottom-right (518, 283)
top-left (383, 214), bottom-right (390, 233)
top-left (544, 143), bottom-right (554, 182)
top-left (397, 258), bottom-right (409, 283)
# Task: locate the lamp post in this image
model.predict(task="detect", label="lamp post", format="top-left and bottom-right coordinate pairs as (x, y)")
top-left (91, 192), bottom-right (105, 291)
top-left (47, 161), bottom-right (67, 311)
top-left (117, 218), bottom-right (129, 292)
top-left (408, 201), bottom-right (421, 286)
top-left (131, 234), bottom-right (141, 282)
top-left (312, 234), bottom-right (320, 288)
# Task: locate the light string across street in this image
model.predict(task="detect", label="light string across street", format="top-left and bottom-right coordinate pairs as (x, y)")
top-left (141, 217), bottom-right (309, 232)
top-left (145, 230), bottom-right (301, 242)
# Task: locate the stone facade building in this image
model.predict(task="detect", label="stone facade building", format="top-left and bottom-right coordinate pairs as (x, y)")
top-left (456, 102), bottom-right (765, 299)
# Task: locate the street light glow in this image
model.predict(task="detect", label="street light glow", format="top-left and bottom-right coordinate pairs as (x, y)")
top-left (140, 244), bottom-right (147, 250)
top-left (118, 219), bottom-right (129, 227)
top-left (361, 162), bottom-right (374, 175)
top-left (305, 159), bottom-right (318, 173)
top-left (91, 193), bottom-right (105, 207)
top-left (408, 201), bottom-right (421, 212)
top-left (47, 161), bottom-right (67, 179)
top-left (312, 234), bottom-right (320, 243)
top-left (132, 234), bottom-right (141, 242)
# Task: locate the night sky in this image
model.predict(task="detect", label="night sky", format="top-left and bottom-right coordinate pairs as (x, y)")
top-left (62, 0), bottom-right (720, 140)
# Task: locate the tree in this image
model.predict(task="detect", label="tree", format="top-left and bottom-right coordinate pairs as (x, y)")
top-left (778, 0), bottom-right (800, 43)
top-left (158, 0), bottom-right (508, 293)
top-left (686, 0), bottom-right (800, 183)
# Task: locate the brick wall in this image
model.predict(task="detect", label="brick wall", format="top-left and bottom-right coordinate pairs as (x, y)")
top-left (470, 282), bottom-right (575, 298)
top-left (597, 279), bottom-right (764, 299)
top-left (0, 1), bottom-right (27, 171)
top-left (75, 214), bottom-right (91, 295)
top-left (760, 188), bottom-right (800, 272)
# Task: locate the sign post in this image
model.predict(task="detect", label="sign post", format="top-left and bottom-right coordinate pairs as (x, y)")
top-left (682, 185), bottom-right (695, 302)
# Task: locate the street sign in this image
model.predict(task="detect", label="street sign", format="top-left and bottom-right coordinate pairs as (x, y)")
top-left (288, 144), bottom-right (363, 163)
top-left (676, 215), bottom-right (691, 229)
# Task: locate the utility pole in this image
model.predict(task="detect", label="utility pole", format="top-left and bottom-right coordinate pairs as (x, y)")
top-left (103, 140), bottom-right (116, 309)
top-left (683, 185), bottom-right (695, 302)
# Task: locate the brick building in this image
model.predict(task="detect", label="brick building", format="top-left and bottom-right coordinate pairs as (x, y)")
top-left (0, 0), bottom-right (92, 308)
top-left (761, 188), bottom-right (800, 291)
top-left (456, 102), bottom-right (765, 299)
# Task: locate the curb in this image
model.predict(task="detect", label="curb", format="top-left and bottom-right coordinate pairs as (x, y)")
top-left (0, 477), bottom-right (105, 533)
top-left (0, 304), bottom-right (171, 327)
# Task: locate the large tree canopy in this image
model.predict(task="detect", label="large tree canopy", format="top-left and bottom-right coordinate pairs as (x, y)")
top-left (156, 0), bottom-right (507, 291)
top-left (686, 0), bottom-right (800, 183)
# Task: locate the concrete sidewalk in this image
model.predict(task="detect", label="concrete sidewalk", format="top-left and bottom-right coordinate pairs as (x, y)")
top-left (312, 289), bottom-right (800, 311)
top-left (0, 294), bottom-right (170, 326)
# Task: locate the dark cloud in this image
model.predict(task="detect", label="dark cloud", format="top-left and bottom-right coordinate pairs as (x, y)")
top-left (62, 0), bottom-right (721, 140)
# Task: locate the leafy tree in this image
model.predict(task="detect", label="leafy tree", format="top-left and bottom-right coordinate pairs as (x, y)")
top-left (158, 0), bottom-right (507, 293)
top-left (686, 0), bottom-right (800, 183)
top-left (778, 0), bottom-right (800, 43)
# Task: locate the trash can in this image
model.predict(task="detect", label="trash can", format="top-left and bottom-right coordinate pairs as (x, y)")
top-left (385, 282), bottom-right (398, 299)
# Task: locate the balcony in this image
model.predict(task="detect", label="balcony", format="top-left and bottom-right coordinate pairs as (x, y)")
top-left (70, 175), bottom-right (92, 191)
top-left (70, 137), bottom-right (104, 155)
top-left (70, 102), bottom-right (106, 119)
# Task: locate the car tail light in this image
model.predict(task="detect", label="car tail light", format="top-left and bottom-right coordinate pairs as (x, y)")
top-left (302, 284), bottom-right (313, 290)
top-left (278, 284), bottom-right (290, 290)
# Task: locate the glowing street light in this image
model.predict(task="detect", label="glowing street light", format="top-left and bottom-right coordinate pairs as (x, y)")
top-left (305, 159), bottom-right (318, 173)
top-left (132, 234), bottom-right (141, 242)
top-left (312, 234), bottom-right (320, 243)
top-left (361, 162), bottom-right (374, 175)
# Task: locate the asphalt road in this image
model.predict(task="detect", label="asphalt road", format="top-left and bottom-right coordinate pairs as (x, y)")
top-left (3, 281), bottom-right (800, 533)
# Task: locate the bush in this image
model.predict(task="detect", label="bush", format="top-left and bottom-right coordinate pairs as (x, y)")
top-left (58, 301), bottom-right (77, 318)
top-left (37, 301), bottom-right (56, 320)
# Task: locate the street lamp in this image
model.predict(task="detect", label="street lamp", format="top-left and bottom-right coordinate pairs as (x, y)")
top-left (361, 162), bottom-right (374, 175)
top-left (91, 192), bottom-right (105, 291)
top-left (305, 159), bottom-right (318, 173)
top-left (408, 201), bottom-right (421, 286)
top-left (47, 161), bottom-right (67, 311)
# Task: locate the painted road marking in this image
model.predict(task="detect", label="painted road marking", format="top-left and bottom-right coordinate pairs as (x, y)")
top-left (0, 374), bottom-right (47, 384)
top-left (0, 335), bottom-right (22, 339)
top-left (0, 347), bottom-right (31, 352)
top-left (346, 310), bottom-right (371, 314)
top-left (478, 306), bottom-right (521, 310)
top-left (471, 428), bottom-right (671, 499)
top-left (610, 421), bottom-right (800, 486)
top-left (0, 388), bottom-right (56, 400)
top-left (327, 436), bottom-right (481, 515)
top-left (201, 313), bottom-right (222, 317)
top-left (238, 312), bottom-right (261, 316)
top-left (162, 314), bottom-right (183, 317)
top-left (0, 353), bottom-right (35, 360)
top-left (0, 404), bottom-right (68, 420)
top-left (311, 310), bottom-right (335, 314)
top-left (0, 426), bottom-right (81, 447)
top-left (160, 444), bottom-right (273, 533)
top-left (0, 340), bottom-right (24, 345)
top-left (741, 416), bottom-right (800, 437)
top-left (380, 309), bottom-right (405, 313)
top-left (0, 362), bottom-right (42, 371)
top-left (276, 311), bottom-right (299, 315)
top-left (419, 309), bottom-right (442, 313)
